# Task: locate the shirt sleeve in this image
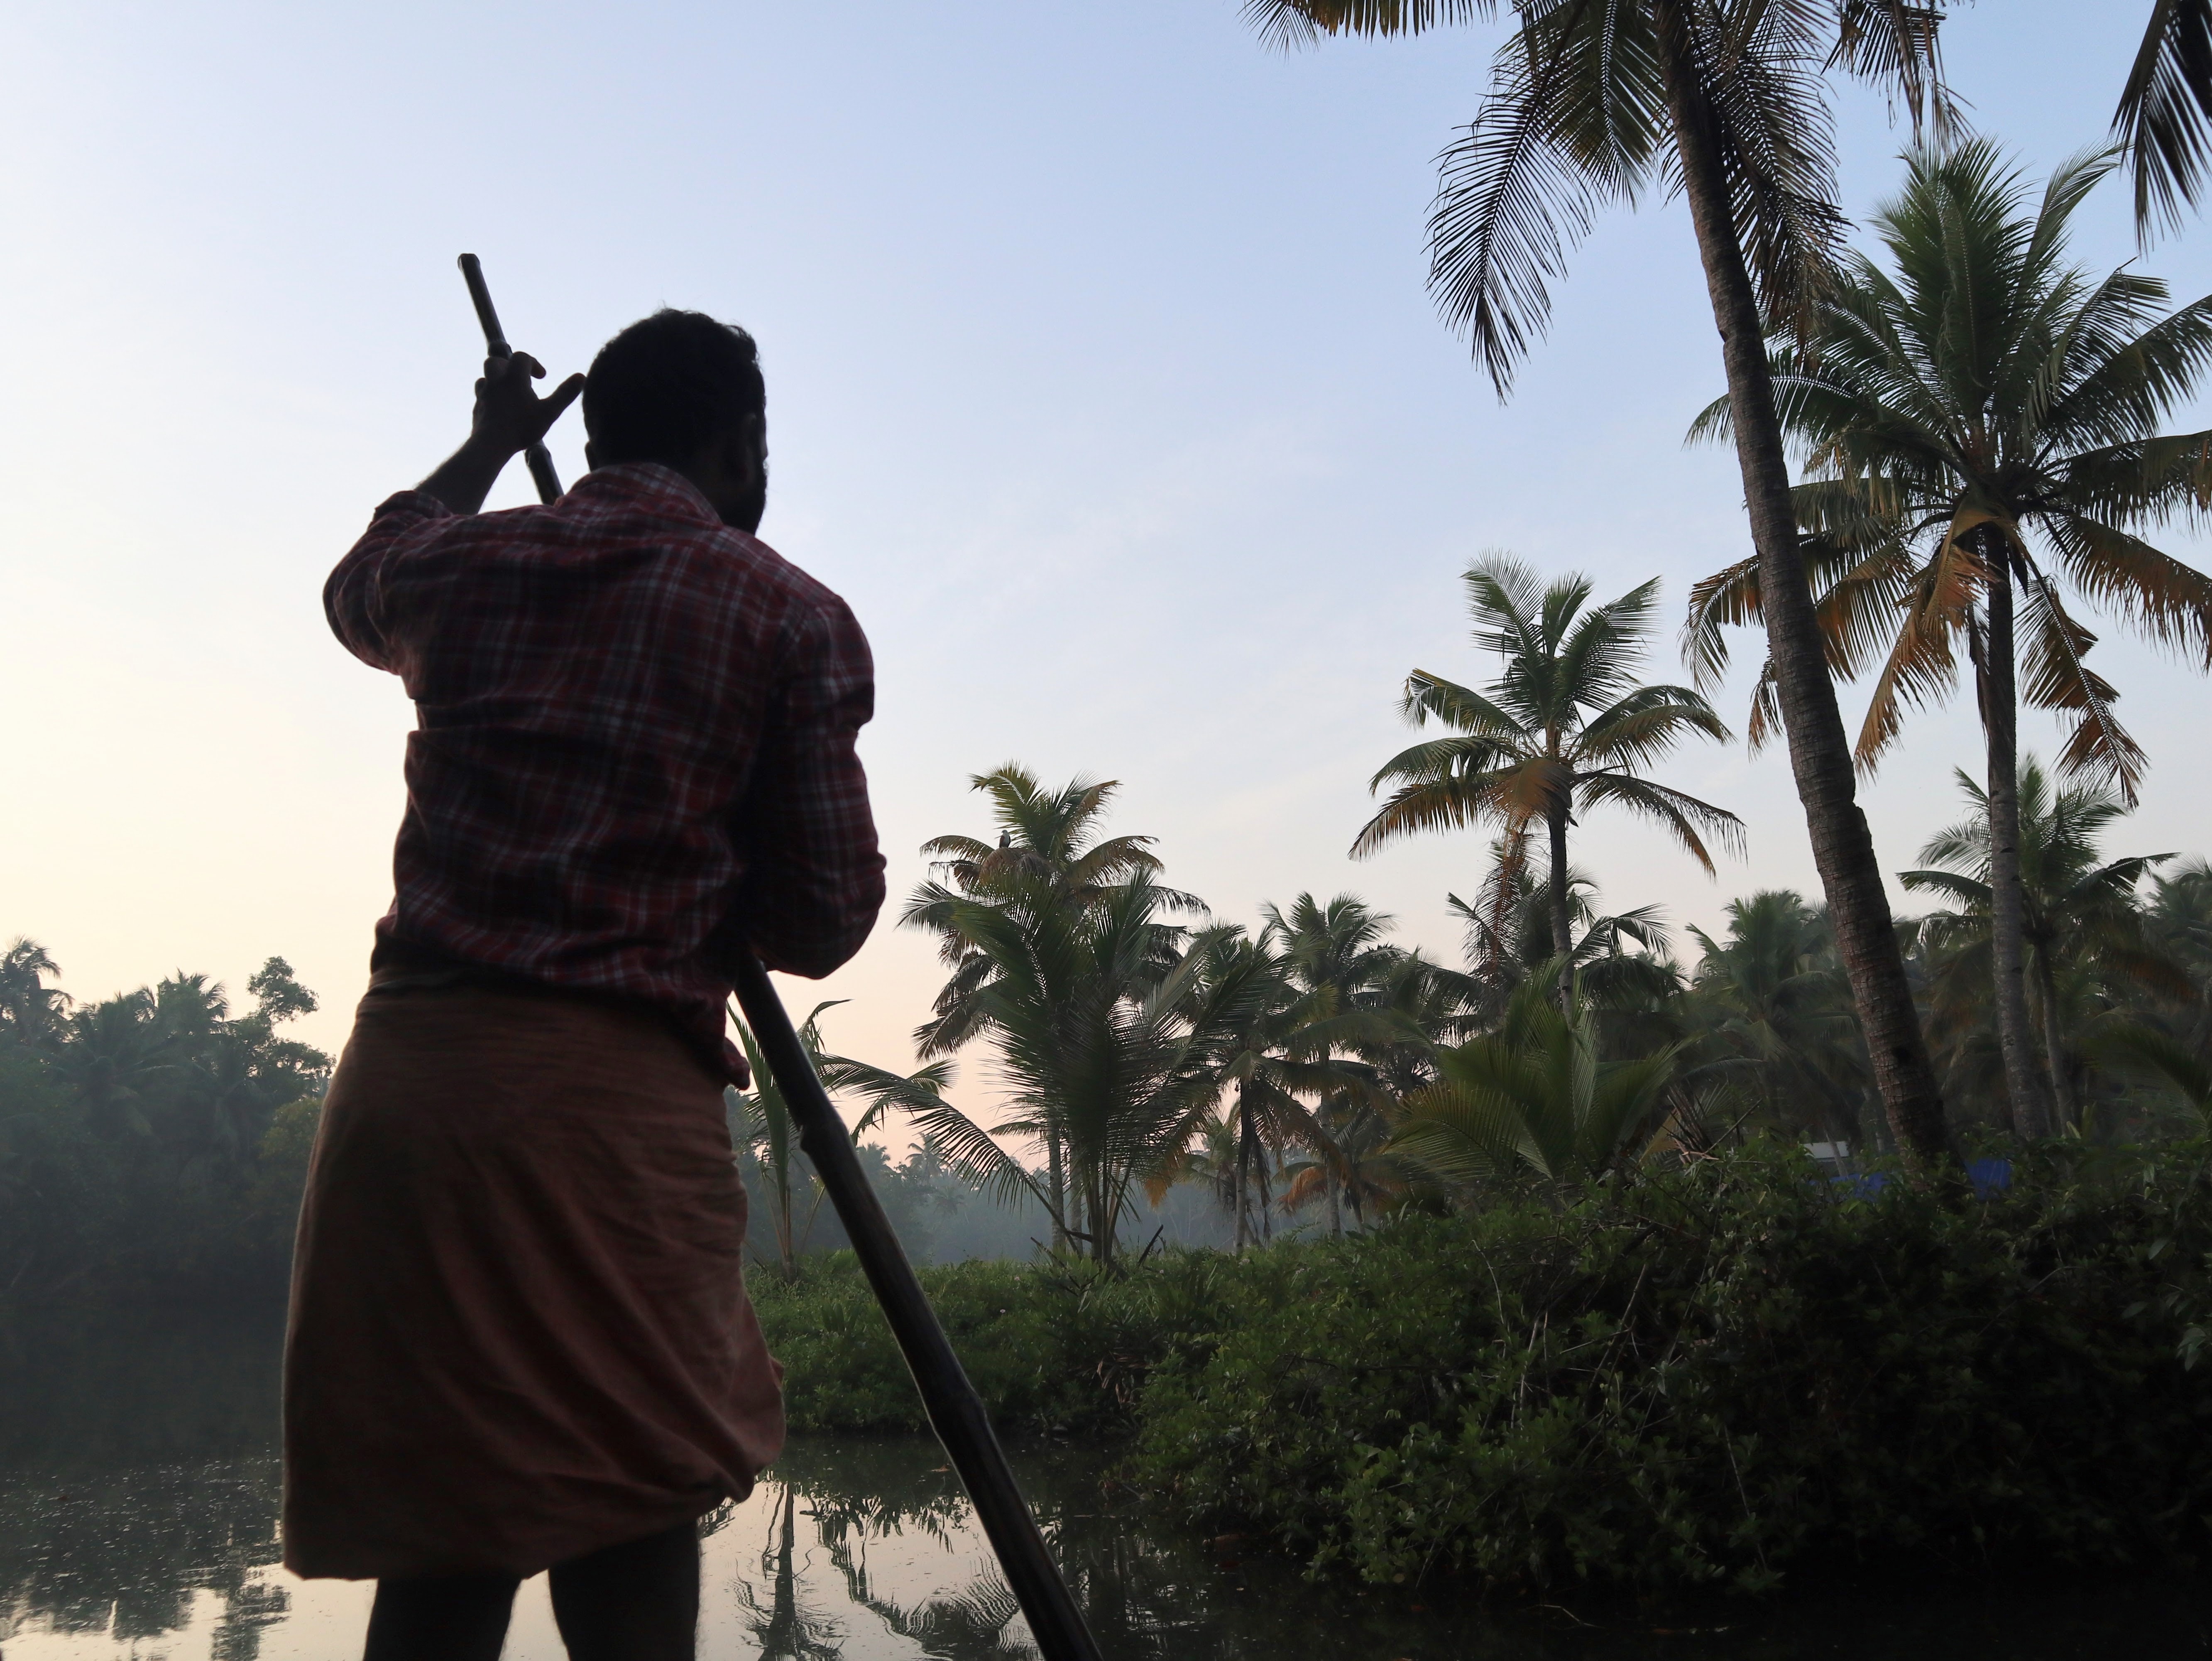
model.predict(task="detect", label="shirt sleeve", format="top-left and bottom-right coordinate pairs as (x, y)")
top-left (323, 491), bottom-right (454, 671)
top-left (729, 593), bottom-right (888, 978)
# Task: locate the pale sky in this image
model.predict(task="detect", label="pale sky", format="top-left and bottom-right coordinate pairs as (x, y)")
top-left (4, 2), bottom-right (2206, 1114)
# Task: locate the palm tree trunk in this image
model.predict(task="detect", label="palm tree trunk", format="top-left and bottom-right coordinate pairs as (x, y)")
top-left (1093, 1168), bottom-right (1113, 1264)
top-left (776, 1161), bottom-right (796, 1281)
top-left (1976, 561), bottom-right (2060, 1139)
top-left (1327, 1163), bottom-right (1344, 1238)
top-left (1046, 1120), bottom-right (1068, 1254)
top-left (1654, 12), bottom-right (1949, 1168)
top-left (2034, 953), bottom-right (2079, 1132)
top-left (1233, 1091), bottom-right (1254, 1253)
top-left (1547, 800), bottom-right (1573, 999)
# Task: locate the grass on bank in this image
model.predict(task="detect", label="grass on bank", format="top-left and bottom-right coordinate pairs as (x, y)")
top-left (751, 1140), bottom-right (2212, 1596)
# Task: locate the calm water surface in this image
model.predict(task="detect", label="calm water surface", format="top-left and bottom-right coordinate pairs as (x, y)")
top-left (3, 1307), bottom-right (2210, 1660)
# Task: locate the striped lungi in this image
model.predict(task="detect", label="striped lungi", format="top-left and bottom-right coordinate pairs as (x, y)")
top-left (281, 970), bottom-right (783, 1580)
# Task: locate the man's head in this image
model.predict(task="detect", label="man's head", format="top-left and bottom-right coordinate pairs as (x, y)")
top-left (583, 310), bottom-right (768, 532)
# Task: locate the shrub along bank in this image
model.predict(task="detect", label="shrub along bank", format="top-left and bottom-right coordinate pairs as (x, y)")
top-left (751, 1142), bottom-right (2212, 1596)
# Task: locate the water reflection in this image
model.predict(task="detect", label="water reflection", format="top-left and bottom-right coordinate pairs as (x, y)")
top-left (0, 1459), bottom-right (286, 1657)
top-left (8, 1310), bottom-right (2212, 1660)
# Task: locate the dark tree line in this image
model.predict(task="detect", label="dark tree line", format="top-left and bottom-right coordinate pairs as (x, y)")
top-left (0, 941), bottom-right (330, 1303)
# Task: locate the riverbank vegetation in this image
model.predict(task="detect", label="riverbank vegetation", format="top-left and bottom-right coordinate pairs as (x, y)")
top-left (756, 1141), bottom-right (2212, 1595)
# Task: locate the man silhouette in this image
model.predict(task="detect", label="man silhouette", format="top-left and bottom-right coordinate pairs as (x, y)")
top-left (284, 311), bottom-right (885, 1661)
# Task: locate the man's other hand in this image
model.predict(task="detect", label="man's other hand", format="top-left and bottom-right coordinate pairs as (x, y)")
top-left (470, 353), bottom-right (587, 460)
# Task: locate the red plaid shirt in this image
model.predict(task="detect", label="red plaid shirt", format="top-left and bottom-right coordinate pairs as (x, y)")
top-left (326, 463), bottom-right (886, 1062)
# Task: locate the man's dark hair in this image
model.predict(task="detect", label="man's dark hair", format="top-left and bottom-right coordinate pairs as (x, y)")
top-left (583, 309), bottom-right (766, 467)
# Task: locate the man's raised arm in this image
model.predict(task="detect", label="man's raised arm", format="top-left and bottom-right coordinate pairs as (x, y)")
top-left (416, 353), bottom-right (584, 515)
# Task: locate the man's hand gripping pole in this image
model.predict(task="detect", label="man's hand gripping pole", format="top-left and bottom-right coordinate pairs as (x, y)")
top-left (458, 253), bottom-right (565, 505)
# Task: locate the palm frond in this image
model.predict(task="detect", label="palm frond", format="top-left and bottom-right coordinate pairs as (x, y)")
top-left (1242, 0), bottom-right (1493, 49)
top-left (2015, 558), bottom-right (2146, 803)
top-left (1575, 772), bottom-right (1745, 872)
top-left (1429, 1), bottom-right (1659, 394)
top-left (1828, 0), bottom-right (1959, 145)
top-left (2116, 0), bottom-right (2212, 241)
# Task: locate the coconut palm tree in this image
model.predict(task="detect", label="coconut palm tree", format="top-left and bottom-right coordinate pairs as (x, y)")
top-left (1172, 925), bottom-right (1392, 1250)
top-left (1387, 977), bottom-right (1686, 1190)
top-left (0, 939), bottom-right (68, 1047)
top-left (1686, 142), bottom-right (2212, 1138)
top-left (1260, 893), bottom-right (1447, 1232)
top-left (904, 764), bottom-right (1201, 1239)
top-left (1687, 890), bottom-right (1872, 1150)
top-left (1243, 0), bottom-right (1955, 1164)
top-left (1903, 759), bottom-right (2188, 1132)
top-left (1447, 828), bottom-right (1679, 1019)
top-left (727, 1001), bottom-right (941, 1279)
top-left (1356, 554), bottom-right (1740, 995)
top-left (893, 874), bottom-right (1275, 1264)
top-left (49, 992), bottom-right (173, 1141)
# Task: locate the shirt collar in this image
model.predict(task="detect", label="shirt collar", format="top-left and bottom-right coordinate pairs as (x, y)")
top-left (565, 462), bottom-right (724, 528)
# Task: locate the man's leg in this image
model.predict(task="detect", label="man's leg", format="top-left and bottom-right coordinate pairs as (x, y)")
top-left (363, 1572), bottom-right (520, 1661)
top-left (547, 1521), bottom-right (700, 1661)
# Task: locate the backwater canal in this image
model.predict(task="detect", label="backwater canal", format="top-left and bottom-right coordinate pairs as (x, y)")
top-left (3, 1306), bottom-right (2208, 1660)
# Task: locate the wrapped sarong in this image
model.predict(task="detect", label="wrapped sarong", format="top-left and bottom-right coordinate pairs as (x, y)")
top-left (281, 971), bottom-right (783, 1580)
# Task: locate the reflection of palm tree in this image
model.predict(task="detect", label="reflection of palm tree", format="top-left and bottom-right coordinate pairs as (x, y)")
top-left (0, 1459), bottom-right (286, 1651)
top-left (210, 1580), bottom-right (290, 1661)
top-left (845, 1568), bottom-right (1034, 1661)
top-left (738, 1485), bottom-right (844, 1661)
top-left (754, 1456), bottom-right (1042, 1661)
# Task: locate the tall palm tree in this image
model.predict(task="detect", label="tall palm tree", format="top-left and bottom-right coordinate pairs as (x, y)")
top-left (1356, 554), bottom-right (1739, 990)
top-left (1173, 924), bottom-right (1389, 1250)
top-left (1904, 759), bottom-right (2186, 1133)
top-left (1686, 142), bottom-right (2212, 1139)
top-left (728, 1002), bottom-right (940, 1279)
top-left (1263, 894), bottom-right (1439, 1232)
top-left (896, 875), bottom-right (1272, 1264)
top-left (729, 1002), bottom-right (848, 1280)
top-left (1243, 0), bottom-right (1955, 1164)
top-left (904, 764), bottom-right (1199, 1239)
top-left (49, 992), bottom-right (173, 1141)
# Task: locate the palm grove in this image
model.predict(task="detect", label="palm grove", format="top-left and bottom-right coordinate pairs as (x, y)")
top-left (15, 2), bottom-right (2212, 1298)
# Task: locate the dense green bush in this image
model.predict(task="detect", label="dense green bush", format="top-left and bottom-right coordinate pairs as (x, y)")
top-left (759, 1143), bottom-right (2212, 1596)
top-left (751, 1249), bottom-right (1244, 1433)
